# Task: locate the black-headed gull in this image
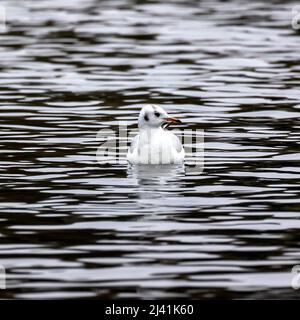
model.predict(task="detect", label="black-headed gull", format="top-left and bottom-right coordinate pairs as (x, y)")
top-left (127, 105), bottom-right (185, 164)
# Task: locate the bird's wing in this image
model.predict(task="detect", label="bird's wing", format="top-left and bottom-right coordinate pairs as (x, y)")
top-left (170, 132), bottom-right (183, 153)
top-left (129, 134), bottom-right (139, 153)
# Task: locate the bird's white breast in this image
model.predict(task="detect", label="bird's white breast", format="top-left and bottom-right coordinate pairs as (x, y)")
top-left (127, 128), bottom-right (184, 165)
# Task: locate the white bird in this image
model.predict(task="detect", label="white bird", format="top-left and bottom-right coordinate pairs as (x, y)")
top-left (127, 105), bottom-right (185, 164)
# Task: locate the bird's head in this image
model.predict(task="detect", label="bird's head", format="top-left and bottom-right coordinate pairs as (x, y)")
top-left (138, 104), bottom-right (181, 129)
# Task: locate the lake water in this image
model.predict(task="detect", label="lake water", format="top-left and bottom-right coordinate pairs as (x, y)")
top-left (1, 0), bottom-right (300, 299)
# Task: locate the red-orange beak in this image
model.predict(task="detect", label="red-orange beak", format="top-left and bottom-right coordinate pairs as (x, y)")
top-left (163, 117), bottom-right (182, 124)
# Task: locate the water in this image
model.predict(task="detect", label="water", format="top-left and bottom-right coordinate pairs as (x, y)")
top-left (0, 0), bottom-right (300, 299)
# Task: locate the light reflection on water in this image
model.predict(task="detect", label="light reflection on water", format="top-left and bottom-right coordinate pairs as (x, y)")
top-left (0, 0), bottom-right (300, 298)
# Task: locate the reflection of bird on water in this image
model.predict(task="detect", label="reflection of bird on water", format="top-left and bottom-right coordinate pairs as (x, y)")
top-left (127, 164), bottom-right (186, 219)
top-left (127, 164), bottom-right (185, 189)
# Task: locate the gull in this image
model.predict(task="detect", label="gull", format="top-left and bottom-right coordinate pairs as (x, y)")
top-left (127, 105), bottom-right (185, 164)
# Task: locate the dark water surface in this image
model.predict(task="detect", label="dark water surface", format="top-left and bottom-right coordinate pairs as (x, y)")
top-left (1, 0), bottom-right (300, 299)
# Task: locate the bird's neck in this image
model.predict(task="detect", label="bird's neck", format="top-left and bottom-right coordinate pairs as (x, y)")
top-left (139, 126), bottom-right (164, 142)
top-left (139, 125), bottom-right (162, 133)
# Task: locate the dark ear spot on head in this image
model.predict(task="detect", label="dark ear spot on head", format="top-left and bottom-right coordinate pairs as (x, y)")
top-left (144, 113), bottom-right (149, 121)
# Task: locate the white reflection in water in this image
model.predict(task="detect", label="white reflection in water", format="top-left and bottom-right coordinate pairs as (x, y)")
top-left (1, 0), bottom-right (300, 300)
top-left (127, 164), bottom-right (186, 199)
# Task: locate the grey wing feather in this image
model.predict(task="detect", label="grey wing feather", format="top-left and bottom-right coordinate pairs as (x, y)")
top-left (171, 134), bottom-right (183, 153)
top-left (129, 135), bottom-right (139, 153)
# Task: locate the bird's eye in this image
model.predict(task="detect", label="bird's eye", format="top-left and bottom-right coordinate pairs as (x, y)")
top-left (144, 114), bottom-right (149, 121)
top-left (154, 112), bottom-right (160, 117)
